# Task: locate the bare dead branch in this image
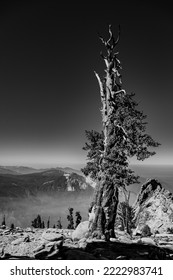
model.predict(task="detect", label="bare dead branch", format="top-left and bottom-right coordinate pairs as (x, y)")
top-left (107, 24), bottom-right (113, 45)
top-left (107, 25), bottom-right (121, 50)
top-left (112, 89), bottom-right (126, 97)
top-left (94, 71), bottom-right (106, 101)
top-left (98, 25), bottom-right (120, 55)
top-left (114, 24), bottom-right (121, 47)
top-left (98, 33), bottom-right (106, 45)
top-left (100, 52), bottom-right (109, 67)
top-left (115, 123), bottom-right (128, 140)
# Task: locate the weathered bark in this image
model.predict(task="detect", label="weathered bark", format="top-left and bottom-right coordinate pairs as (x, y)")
top-left (88, 26), bottom-right (122, 240)
top-left (89, 178), bottom-right (119, 240)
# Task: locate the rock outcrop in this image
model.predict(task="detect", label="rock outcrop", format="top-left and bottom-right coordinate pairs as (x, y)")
top-left (71, 221), bottom-right (89, 241)
top-left (133, 179), bottom-right (173, 234)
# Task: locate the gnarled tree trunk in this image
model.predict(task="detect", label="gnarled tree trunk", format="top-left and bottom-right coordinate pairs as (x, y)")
top-left (89, 179), bottom-right (119, 240)
top-left (88, 25), bottom-right (123, 240)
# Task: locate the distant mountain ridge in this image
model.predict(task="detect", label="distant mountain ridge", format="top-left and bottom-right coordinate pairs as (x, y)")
top-left (0, 165), bottom-right (173, 204)
top-left (0, 167), bottom-right (93, 198)
top-left (0, 166), bottom-right (46, 175)
top-left (0, 165), bottom-right (83, 175)
top-left (0, 167), bottom-right (19, 175)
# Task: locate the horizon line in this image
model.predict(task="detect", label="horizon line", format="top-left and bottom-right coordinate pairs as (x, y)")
top-left (1, 162), bottom-right (173, 170)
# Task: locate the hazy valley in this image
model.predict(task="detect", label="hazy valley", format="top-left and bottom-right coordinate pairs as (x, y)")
top-left (0, 166), bottom-right (93, 228)
top-left (0, 164), bottom-right (173, 229)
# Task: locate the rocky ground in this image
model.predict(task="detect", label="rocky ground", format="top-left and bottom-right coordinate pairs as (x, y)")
top-left (1, 225), bottom-right (173, 260)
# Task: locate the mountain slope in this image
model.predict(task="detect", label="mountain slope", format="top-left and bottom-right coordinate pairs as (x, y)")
top-left (0, 169), bottom-right (93, 198)
top-left (0, 167), bottom-right (19, 175)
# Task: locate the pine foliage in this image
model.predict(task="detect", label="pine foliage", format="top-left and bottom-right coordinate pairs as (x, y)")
top-left (1, 215), bottom-right (6, 226)
top-left (75, 211), bottom-right (82, 228)
top-left (82, 25), bottom-right (160, 190)
top-left (67, 207), bottom-right (74, 229)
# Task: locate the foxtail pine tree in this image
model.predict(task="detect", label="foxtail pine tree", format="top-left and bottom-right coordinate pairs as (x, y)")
top-left (82, 25), bottom-right (160, 240)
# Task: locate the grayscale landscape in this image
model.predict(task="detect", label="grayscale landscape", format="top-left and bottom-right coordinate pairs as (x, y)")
top-left (0, 165), bottom-right (94, 228)
top-left (0, 1), bottom-right (173, 260)
top-left (0, 164), bottom-right (173, 228)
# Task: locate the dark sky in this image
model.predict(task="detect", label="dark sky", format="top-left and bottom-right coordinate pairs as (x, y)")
top-left (0, 1), bottom-right (173, 168)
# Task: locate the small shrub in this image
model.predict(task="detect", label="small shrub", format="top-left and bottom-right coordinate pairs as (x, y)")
top-left (75, 211), bottom-right (82, 228)
top-left (31, 215), bottom-right (44, 228)
top-left (2, 215), bottom-right (6, 226)
top-left (10, 223), bottom-right (15, 230)
top-left (47, 217), bottom-right (50, 228)
top-left (57, 217), bottom-right (62, 229)
top-left (141, 224), bottom-right (152, 237)
top-left (67, 208), bottom-right (74, 229)
top-left (41, 221), bottom-right (45, 228)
